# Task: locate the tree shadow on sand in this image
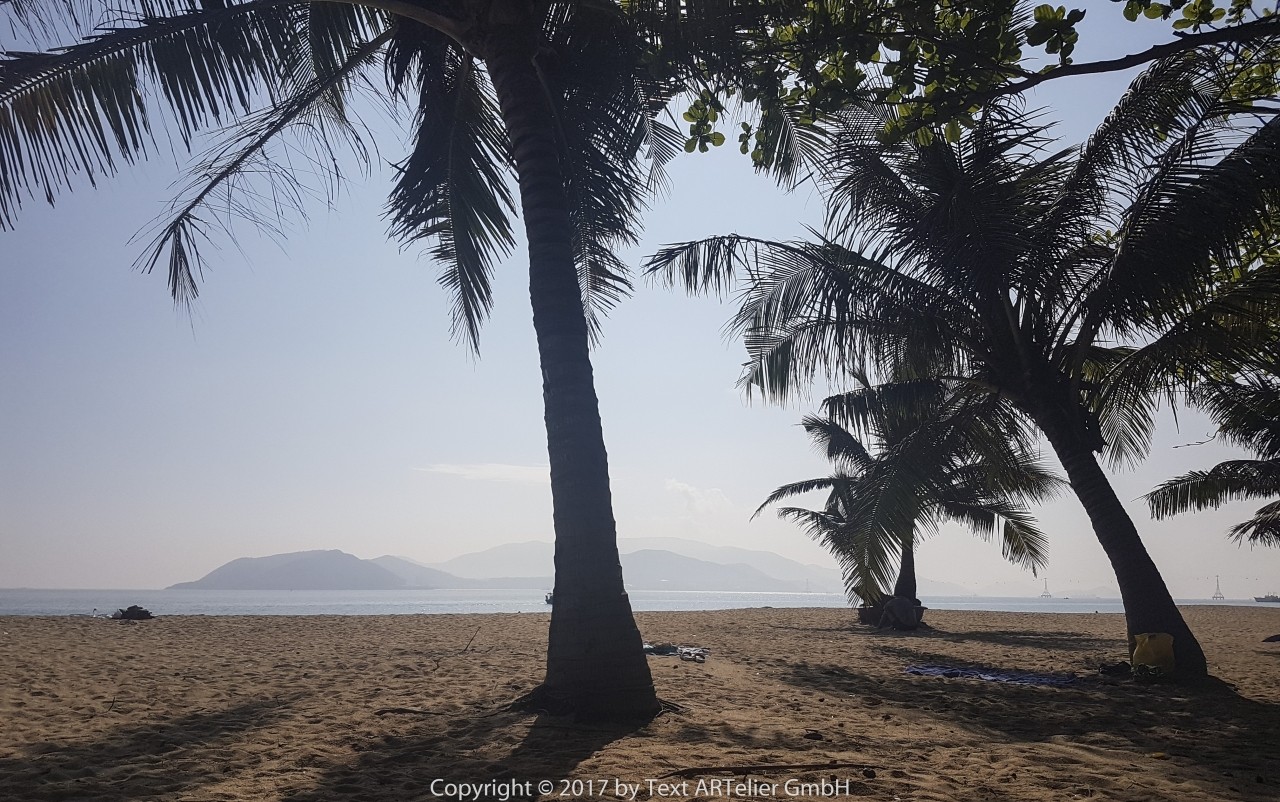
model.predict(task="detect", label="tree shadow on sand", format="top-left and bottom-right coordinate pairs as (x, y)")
top-left (780, 648), bottom-right (1279, 799)
top-left (0, 697), bottom-right (297, 802)
top-left (909, 626), bottom-right (1121, 653)
top-left (281, 708), bottom-right (653, 801)
top-left (769, 621), bottom-right (1119, 653)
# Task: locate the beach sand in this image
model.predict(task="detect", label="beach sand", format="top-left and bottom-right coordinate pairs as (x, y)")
top-left (2, 606), bottom-right (1277, 801)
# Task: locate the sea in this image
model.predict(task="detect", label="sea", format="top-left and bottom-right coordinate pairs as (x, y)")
top-left (0, 588), bottom-right (1271, 617)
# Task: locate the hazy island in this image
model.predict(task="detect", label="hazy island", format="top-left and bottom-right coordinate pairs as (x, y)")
top-left (164, 540), bottom-right (979, 594)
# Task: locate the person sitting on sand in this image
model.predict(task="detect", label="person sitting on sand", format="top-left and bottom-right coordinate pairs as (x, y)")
top-left (879, 596), bottom-right (923, 631)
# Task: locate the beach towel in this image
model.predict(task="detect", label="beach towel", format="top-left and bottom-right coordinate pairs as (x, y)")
top-left (904, 663), bottom-right (1076, 687)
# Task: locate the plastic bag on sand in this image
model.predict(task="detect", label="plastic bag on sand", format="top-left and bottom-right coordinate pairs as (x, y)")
top-left (1132, 632), bottom-right (1175, 676)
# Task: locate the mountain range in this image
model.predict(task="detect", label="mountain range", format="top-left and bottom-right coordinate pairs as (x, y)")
top-left (167, 550), bottom-right (403, 591)
top-left (168, 538), bottom-right (974, 595)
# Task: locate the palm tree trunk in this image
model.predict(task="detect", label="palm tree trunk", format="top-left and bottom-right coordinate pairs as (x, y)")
top-left (1036, 409), bottom-right (1208, 679)
top-left (892, 536), bottom-right (917, 600)
top-left (484, 21), bottom-right (659, 719)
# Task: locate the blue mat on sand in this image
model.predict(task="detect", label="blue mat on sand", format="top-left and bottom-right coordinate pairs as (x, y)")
top-left (905, 664), bottom-right (1077, 686)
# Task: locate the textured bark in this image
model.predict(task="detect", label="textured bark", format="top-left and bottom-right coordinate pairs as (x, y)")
top-left (484, 18), bottom-right (658, 719)
top-left (1035, 407), bottom-right (1208, 679)
top-left (892, 537), bottom-right (917, 601)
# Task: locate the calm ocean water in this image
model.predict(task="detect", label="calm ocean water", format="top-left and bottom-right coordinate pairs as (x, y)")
top-left (0, 587), bottom-right (1269, 617)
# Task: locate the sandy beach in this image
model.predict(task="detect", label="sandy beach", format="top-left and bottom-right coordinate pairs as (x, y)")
top-left (2, 606), bottom-right (1277, 801)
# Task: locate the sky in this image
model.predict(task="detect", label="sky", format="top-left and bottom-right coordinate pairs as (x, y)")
top-left (2, 5), bottom-right (1279, 598)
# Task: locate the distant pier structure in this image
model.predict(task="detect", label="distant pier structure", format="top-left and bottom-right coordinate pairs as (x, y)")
top-left (1213, 575), bottom-right (1225, 600)
top-left (1040, 579), bottom-right (1052, 599)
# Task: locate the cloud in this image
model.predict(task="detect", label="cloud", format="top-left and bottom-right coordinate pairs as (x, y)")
top-left (414, 463), bottom-right (550, 484)
top-left (664, 478), bottom-right (734, 516)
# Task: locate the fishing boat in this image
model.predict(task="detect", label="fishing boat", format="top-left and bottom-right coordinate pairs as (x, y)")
top-left (1255, 594), bottom-right (1280, 603)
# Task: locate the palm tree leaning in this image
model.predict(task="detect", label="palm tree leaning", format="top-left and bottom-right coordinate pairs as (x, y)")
top-left (1146, 369), bottom-right (1280, 547)
top-left (2, 0), bottom-right (683, 718)
top-left (757, 379), bottom-right (1058, 616)
top-left (650, 49), bottom-right (1280, 678)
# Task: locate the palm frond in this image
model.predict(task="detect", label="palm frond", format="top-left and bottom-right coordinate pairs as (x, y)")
top-left (797, 414), bottom-right (876, 473)
top-left (820, 379), bottom-right (944, 442)
top-left (933, 497), bottom-right (1049, 574)
top-left (137, 25), bottom-right (393, 304)
top-left (1053, 47), bottom-right (1236, 236)
top-left (1191, 373), bottom-right (1280, 459)
top-left (752, 475), bottom-right (836, 519)
top-left (296, 3), bottom-right (387, 106)
top-left (1146, 459), bottom-right (1280, 518)
top-left (1227, 498), bottom-right (1280, 547)
top-left (385, 26), bottom-right (516, 350)
top-left (764, 373), bottom-right (1059, 606)
top-left (751, 93), bottom-right (830, 189)
top-left (645, 232), bottom-right (770, 298)
top-left (1094, 360), bottom-right (1161, 470)
top-left (1094, 266), bottom-right (1280, 466)
top-left (0, 2), bottom-right (305, 229)
top-left (1089, 113), bottom-right (1280, 343)
top-left (996, 509), bottom-right (1050, 574)
top-left (726, 235), bottom-right (977, 401)
top-left (777, 502), bottom-right (901, 605)
top-left (826, 103), bottom-right (1062, 306)
top-left (991, 455), bottom-right (1069, 505)
top-left (535, 0), bottom-right (691, 342)
top-left (1, 0), bottom-right (107, 47)
top-left (640, 117), bottom-right (684, 195)
top-left (650, 231), bottom-right (968, 398)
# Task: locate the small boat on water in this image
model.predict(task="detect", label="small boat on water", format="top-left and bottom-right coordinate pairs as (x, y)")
top-left (1256, 594), bottom-right (1280, 603)
top-left (544, 591), bottom-right (554, 605)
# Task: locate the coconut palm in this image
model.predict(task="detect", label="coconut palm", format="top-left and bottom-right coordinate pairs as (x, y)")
top-left (1, 0), bottom-right (694, 717)
top-left (757, 379), bottom-right (1059, 613)
top-left (649, 48), bottom-right (1280, 677)
top-left (1146, 369), bottom-right (1280, 547)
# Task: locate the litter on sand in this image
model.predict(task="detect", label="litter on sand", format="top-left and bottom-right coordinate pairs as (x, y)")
top-left (644, 643), bottom-right (710, 663)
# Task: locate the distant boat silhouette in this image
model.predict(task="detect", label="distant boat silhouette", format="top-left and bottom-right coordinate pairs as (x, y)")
top-left (1040, 579), bottom-right (1052, 598)
top-left (544, 591), bottom-right (554, 605)
top-left (1256, 594), bottom-right (1279, 603)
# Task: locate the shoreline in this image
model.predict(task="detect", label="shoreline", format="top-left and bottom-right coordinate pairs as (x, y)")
top-left (3, 607), bottom-right (1277, 801)
top-left (4, 585), bottom-right (1276, 618)
top-left (1, 599), bottom-right (1275, 618)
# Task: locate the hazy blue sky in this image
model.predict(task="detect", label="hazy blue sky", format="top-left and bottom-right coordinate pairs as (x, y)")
top-left (3, 6), bottom-right (1278, 597)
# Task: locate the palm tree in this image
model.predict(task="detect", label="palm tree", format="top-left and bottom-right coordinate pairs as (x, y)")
top-left (757, 379), bottom-right (1059, 615)
top-left (1146, 369), bottom-right (1280, 547)
top-left (2, 0), bottom-right (687, 717)
top-left (649, 49), bottom-right (1280, 677)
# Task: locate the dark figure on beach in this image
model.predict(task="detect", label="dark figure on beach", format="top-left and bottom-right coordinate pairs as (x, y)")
top-left (111, 605), bottom-right (154, 621)
top-left (879, 597), bottom-right (923, 631)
